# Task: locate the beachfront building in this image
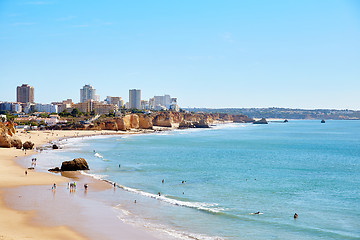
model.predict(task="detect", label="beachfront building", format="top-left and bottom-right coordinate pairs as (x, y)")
top-left (154, 95), bottom-right (171, 109)
top-left (140, 100), bottom-right (149, 110)
top-left (52, 99), bottom-right (73, 113)
top-left (72, 100), bottom-right (117, 115)
top-left (149, 94), bottom-right (178, 111)
top-left (80, 85), bottom-right (99, 103)
top-left (0, 102), bottom-right (22, 113)
top-left (22, 103), bottom-right (36, 114)
top-left (35, 103), bottom-right (58, 113)
top-left (170, 98), bottom-right (179, 112)
top-left (105, 96), bottom-right (124, 109)
top-left (16, 84), bottom-right (34, 103)
top-left (129, 89), bottom-right (141, 109)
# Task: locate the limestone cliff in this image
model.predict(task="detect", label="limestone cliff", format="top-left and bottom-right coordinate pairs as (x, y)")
top-left (0, 122), bottom-right (22, 148)
top-left (138, 114), bottom-right (153, 129)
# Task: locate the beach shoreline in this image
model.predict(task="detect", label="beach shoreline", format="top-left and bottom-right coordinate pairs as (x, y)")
top-left (0, 129), bottom-right (162, 240)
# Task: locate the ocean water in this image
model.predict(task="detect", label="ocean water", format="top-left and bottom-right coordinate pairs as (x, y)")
top-left (31, 120), bottom-right (360, 239)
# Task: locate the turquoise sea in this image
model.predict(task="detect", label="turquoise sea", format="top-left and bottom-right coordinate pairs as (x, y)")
top-left (32, 120), bottom-right (360, 239)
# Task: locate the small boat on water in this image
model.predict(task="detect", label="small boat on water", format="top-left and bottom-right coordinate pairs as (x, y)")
top-left (321, 119), bottom-right (325, 123)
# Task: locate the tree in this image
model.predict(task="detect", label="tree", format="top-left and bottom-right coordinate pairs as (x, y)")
top-left (38, 113), bottom-right (49, 118)
top-left (59, 109), bottom-right (70, 117)
top-left (71, 108), bottom-right (82, 117)
top-left (90, 109), bottom-right (96, 116)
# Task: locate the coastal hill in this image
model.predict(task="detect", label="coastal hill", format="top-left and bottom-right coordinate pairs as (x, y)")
top-left (185, 108), bottom-right (360, 120)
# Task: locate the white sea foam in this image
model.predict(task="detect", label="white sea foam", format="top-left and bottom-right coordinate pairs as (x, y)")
top-left (113, 183), bottom-right (223, 214)
top-left (80, 171), bottom-right (108, 180)
top-left (80, 171), bottom-right (223, 214)
top-left (94, 152), bottom-right (103, 158)
top-left (116, 213), bottom-right (224, 240)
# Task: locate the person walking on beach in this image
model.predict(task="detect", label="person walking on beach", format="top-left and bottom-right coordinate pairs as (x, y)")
top-left (25, 170), bottom-right (27, 175)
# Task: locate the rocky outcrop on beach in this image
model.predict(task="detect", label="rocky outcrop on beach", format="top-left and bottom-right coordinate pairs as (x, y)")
top-left (52, 144), bottom-right (59, 149)
top-left (0, 121), bottom-right (23, 148)
top-left (130, 114), bottom-right (140, 129)
top-left (138, 114), bottom-right (153, 129)
top-left (152, 112), bottom-right (174, 127)
top-left (116, 115), bottom-right (131, 130)
top-left (48, 167), bottom-right (61, 172)
top-left (22, 141), bottom-right (34, 150)
top-left (11, 138), bottom-right (23, 149)
top-left (61, 158), bottom-right (89, 171)
top-left (193, 119), bottom-right (211, 128)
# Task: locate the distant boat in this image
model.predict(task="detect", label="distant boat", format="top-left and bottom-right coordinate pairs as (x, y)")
top-left (321, 119), bottom-right (325, 123)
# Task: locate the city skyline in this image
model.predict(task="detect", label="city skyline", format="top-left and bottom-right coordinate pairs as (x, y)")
top-left (0, 1), bottom-right (359, 110)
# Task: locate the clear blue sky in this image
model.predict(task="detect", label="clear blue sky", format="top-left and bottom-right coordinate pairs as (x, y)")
top-left (0, 0), bottom-right (359, 109)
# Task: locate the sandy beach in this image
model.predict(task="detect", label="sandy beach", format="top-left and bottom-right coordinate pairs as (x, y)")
top-left (0, 130), bottom-right (160, 240)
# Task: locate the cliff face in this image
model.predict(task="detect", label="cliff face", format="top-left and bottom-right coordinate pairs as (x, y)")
top-left (116, 116), bottom-right (131, 130)
top-left (47, 112), bottom-right (253, 131)
top-left (233, 115), bottom-right (254, 123)
top-left (130, 114), bottom-right (139, 129)
top-left (152, 112), bottom-right (173, 127)
top-left (0, 122), bottom-right (22, 148)
top-left (138, 114), bottom-right (153, 129)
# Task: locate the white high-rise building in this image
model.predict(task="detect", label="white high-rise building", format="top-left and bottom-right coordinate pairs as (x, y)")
top-left (152, 94), bottom-right (172, 109)
top-left (129, 89), bottom-right (141, 109)
top-left (80, 85), bottom-right (99, 103)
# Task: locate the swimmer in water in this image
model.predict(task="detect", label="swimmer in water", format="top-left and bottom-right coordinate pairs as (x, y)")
top-left (294, 213), bottom-right (298, 219)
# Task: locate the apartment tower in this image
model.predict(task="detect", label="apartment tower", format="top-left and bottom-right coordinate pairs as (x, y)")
top-left (129, 89), bottom-right (141, 109)
top-left (80, 84), bottom-right (99, 103)
top-left (16, 84), bottom-right (34, 103)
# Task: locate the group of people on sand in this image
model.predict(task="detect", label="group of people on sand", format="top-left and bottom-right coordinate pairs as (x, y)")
top-left (68, 182), bottom-right (77, 190)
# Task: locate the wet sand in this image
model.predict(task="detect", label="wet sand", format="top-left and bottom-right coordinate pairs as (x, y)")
top-left (0, 130), bottom-right (160, 240)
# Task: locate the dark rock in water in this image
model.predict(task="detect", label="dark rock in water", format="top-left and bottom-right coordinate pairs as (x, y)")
top-left (253, 118), bottom-right (268, 124)
top-left (52, 144), bottom-right (59, 149)
top-left (61, 158), bottom-right (89, 171)
top-left (48, 167), bottom-right (61, 172)
top-left (27, 167), bottom-right (34, 170)
top-left (321, 119), bottom-right (325, 123)
top-left (23, 141), bottom-right (34, 150)
top-left (284, 119), bottom-right (289, 123)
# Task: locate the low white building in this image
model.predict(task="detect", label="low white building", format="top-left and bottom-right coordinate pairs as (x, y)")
top-left (36, 115), bottom-right (67, 126)
top-left (0, 102), bottom-right (22, 113)
top-left (35, 103), bottom-right (58, 113)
